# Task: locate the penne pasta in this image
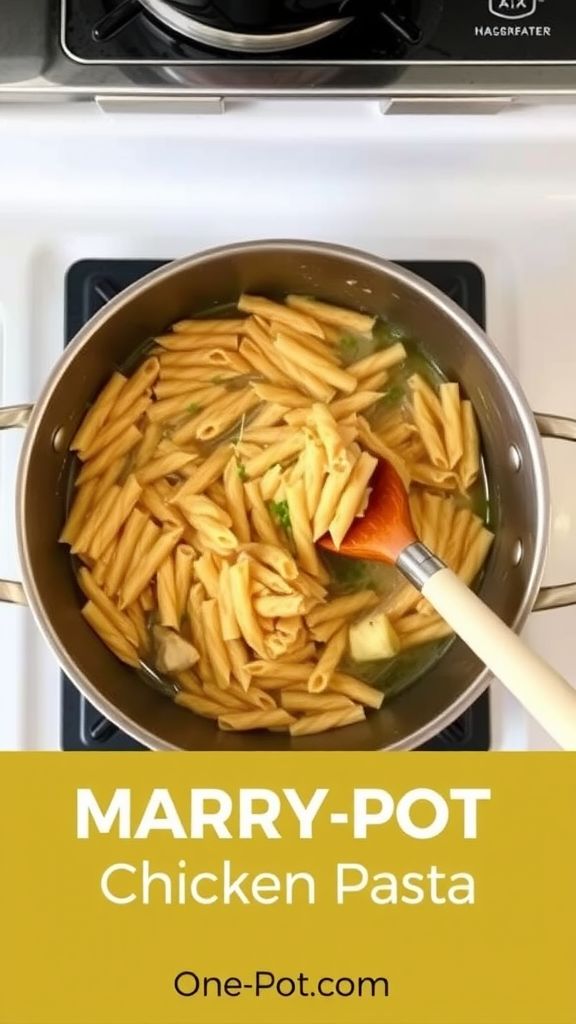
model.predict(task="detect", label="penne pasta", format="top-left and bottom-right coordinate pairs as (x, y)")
top-left (202, 682), bottom-right (246, 711)
top-left (229, 559), bottom-right (267, 659)
top-left (459, 526), bottom-right (494, 586)
top-left (119, 526), bottom-right (183, 609)
top-left (434, 494), bottom-right (456, 563)
top-left (172, 318), bottom-right (247, 335)
top-left (238, 338), bottom-right (294, 387)
top-left (227, 637), bottom-right (252, 691)
top-left (328, 672), bottom-right (385, 709)
top-left (218, 709), bottom-right (296, 732)
top-left (77, 567), bottom-right (139, 649)
top-left (64, 290), bottom-right (494, 739)
top-left (93, 458), bottom-right (131, 507)
top-left (191, 390), bottom-right (260, 445)
top-left (273, 333), bottom-right (358, 395)
top-left (246, 659), bottom-right (315, 681)
top-left (124, 601), bottom-right (149, 654)
top-left (244, 480), bottom-right (281, 547)
top-left (329, 391), bottom-right (383, 421)
top-left (238, 294), bottom-right (325, 338)
top-left (71, 485), bottom-right (121, 557)
top-left (200, 599), bottom-right (231, 689)
top-left (138, 485), bottom-right (188, 529)
top-left (174, 544), bottom-right (195, 623)
top-left (156, 554), bottom-right (179, 631)
top-left (218, 561), bottom-right (241, 641)
top-left (187, 583), bottom-right (211, 683)
top-left (239, 543), bottom-right (299, 580)
top-left (251, 382), bottom-right (313, 408)
top-left (440, 382), bottom-right (464, 469)
top-left (134, 420), bottom-right (163, 470)
top-left (253, 594), bottom-right (308, 619)
top-left (419, 491), bottom-right (444, 555)
top-left (59, 478), bottom-right (99, 546)
top-left (70, 372), bottom-right (127, 452)
top-left (308, 626), bottom-right (348, 694)
top-left (175, 692), bottom-right (222, 719)
top-left (174, 670), bottom-right (203, 695)
top-left (328, 450), bottom-right (378, 550)
top-left (113, 357), bottom-right (159, 420)
top-left (459, 400), bottom-right (481, 489)
top-left (88, 474), bottom-right (142, 561)
top-left (355, 417), bottom-right (411, 491)
top-left (412, 391), bottom-right (448, 469)
top-left (285, 295), bottom-right (376, 335)
top-left (409, 463), bottom-right (458, 490)
top-left (302, 438), bottom-right (327, 522)
top-left (75, 426), bottom-right (142, 486)
top-left (310, 617), bottom-right (347, 643)
top-left (312, 455), bottom-right (356, 543)
top-left (307, 590), bottom-right (378, 628)
top-left (80, 395), bottom-right (151, 462)
top-left (267, 321), bottom-right (341, 364)
top-left (359, 370), bottom-right (390, 393)
top-left (399, 619), bottom-right (454, 651)
top-left (280, 690), bottom-right (355, 713)
top-left (243, 434), bottom-right (307, 480)
top-left (81, 600), bottom-right (139, 668)
top-left (348, 343), bottom-right (407, 379)
top-left (222, 457), bottom-right (251, 544)
top-left (307, 403), bottom-right (347, 470)
top-left (155, 332), bottom-right (239, 352)
top-left (172, 446), bottom-right (234, 499)
top-left (153, 379), bottom-right (226, 401)
top-left (289, 705), bottom-right (365, 736)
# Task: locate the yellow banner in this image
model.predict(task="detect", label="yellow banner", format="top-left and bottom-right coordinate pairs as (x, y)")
top-left (0, 752), bottom-right (574, 1024)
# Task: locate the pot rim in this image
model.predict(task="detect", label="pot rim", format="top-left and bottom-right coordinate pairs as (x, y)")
top-left (14, 239), bottom-right (552, 750)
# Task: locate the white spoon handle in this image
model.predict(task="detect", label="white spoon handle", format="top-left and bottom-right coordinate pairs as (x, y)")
top-left (421, 567), bottom-right (576, 751)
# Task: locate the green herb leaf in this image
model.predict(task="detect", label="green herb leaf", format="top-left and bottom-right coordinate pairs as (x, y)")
top-left (236, 462), bottom-right (248, 481)
top-left (188, 402), bottom-right (202, 414)
top-left (382, 385), bottom-right (404, 406)
top-left (339, 333), bottom-right (359, 355)
top-left (268, 499), bottom-right (291, 530)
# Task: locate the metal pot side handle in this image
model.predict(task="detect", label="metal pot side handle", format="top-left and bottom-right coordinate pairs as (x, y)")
top-left (533, 413), bottom-right (576, 612)
top-left (0, 404), bottom-right (33, 607)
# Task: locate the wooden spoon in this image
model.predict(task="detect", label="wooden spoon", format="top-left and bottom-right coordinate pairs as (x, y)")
top-left (318, 459), bottom-right (576, 751)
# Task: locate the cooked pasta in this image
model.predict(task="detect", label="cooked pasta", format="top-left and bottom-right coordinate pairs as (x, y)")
top-left (62, 291), bottom-right (494, 738)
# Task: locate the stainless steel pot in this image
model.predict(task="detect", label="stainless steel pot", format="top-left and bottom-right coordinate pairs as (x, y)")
top-left (2, 240), bottom-right (576, 751)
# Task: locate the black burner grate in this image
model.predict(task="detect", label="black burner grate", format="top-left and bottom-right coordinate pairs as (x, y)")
top-left (61, 256), bottom-right (490, 752)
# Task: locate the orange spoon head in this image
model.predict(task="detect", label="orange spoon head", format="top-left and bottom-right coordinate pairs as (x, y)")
top-left (318, 458), bottom-right (417, 564)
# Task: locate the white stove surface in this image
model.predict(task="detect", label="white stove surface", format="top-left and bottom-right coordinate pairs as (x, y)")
top-left (1, 100), bottom-right (576, 751)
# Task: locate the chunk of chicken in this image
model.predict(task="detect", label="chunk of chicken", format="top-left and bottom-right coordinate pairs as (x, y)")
top-left (152, 625), bottom-right (200, 675)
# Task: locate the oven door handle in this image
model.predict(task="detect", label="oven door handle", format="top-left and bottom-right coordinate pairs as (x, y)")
top-left (533, 413), bottom-right (576, 612)
top-left (0, 404), bottom-right (33, 606)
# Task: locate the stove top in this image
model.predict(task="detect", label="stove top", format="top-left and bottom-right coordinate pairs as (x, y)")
top-left (1, 1), bottom-right (575, 98)
top-left (63, 0), bottom-right (573, 67)
top-left (60, 255), bottom-right (491, 753)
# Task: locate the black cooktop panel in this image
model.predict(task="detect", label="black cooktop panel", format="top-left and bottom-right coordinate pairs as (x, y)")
top-left (61, 254), bottom-right (491, 753)
top-left (63, 0), bottom-right (572, 65)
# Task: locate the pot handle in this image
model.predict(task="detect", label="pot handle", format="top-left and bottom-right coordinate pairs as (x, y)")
top-left (0, 404), bottom-right (33, 606)
top-left (533, 413), bottom-right (576, 612)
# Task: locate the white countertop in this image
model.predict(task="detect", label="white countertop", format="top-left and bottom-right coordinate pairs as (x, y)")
top-left (1, 100), bottom-right (576, 750)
